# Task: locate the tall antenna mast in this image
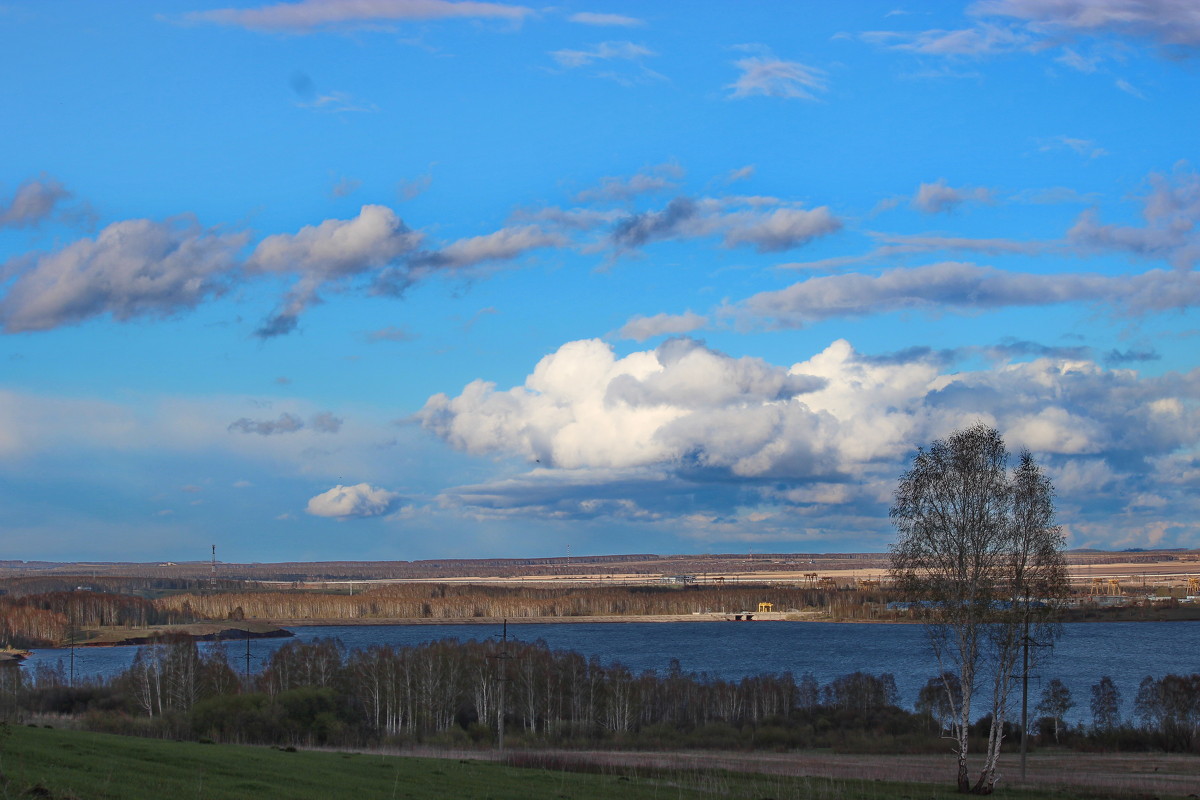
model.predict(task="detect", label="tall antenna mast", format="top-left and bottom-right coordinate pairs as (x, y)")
top-left (211, 544), bottom-right (216, 576)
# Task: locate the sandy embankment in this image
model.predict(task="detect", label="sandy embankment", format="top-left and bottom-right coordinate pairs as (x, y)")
top-left (266, 611), bottom-right (826, 627)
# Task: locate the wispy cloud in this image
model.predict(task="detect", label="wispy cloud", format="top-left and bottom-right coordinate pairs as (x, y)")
top-left (977, 0), bottom-right (1200, 53)
top-left (415, 225), bottom-right (565, 269)
top-left (910, 178), bottom-right (995, 213)
top-left (397, 169), bottom-right (434, 201)
top-left (861, 23), bottom-right (1029, 56)
top-left (727, 45), bottom-right (828, 100)
top-left (191, 0), bottom-right (533, 33)
top-left (605, 196), bottom-right (842, 257)
top-left (1037, 135), bottom-right (1108, 160)
top-left (1115, 77), bottom-right (1147, 99)
top-left (1067, 166), bottom-right (1200, 268)
top-left (617, 311), bottom-right (708, 341)
top-left (724, 165), bottom-right (756, 184)
top-left (737, 262), bottom-right (1200, 329)
top-left (228, 413), bottom-right (305, 435)
top-left (864, 0), bottom-right (1200, 68)
top-left (550, 40), bottom-right (655, 68)
top-left (227, 411), bottom-right (343, 435)
top-left (568, 12), bottom-right (644, 28)
top-left (366, 325), bottom-right (419, 342)
top-left (574, 163), bottom-right (683, 204)
top-left (779, 232), bottom-right (1049, 272)
top-left (298, 91), bottom-right (378, 113)
top-left (330, 175), bottom-right (362, 198)
top-left (0, 175), bottom-right (72, 229)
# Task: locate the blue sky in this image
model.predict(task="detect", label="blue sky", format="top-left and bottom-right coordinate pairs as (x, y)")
top-left (2, 0), bottom-right (1198, 562)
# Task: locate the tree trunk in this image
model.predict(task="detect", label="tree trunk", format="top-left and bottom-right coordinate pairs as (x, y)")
top-left (957, 751), bottom-right (971, 793)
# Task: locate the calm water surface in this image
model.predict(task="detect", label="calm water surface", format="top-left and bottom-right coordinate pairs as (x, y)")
top-left (25, 620), bottom-right (1198, 723)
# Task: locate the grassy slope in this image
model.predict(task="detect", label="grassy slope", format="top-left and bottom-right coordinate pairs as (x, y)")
top-left (0, 725), bottom-right (1184, 800)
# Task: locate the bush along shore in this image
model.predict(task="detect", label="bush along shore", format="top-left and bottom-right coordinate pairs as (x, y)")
top-left (0, 636), bottom-right (1195, 757)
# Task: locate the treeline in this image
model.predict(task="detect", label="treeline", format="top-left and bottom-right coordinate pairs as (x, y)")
top-left (2, 638), bottom-right (1195, 755)
top-left (0, 592), bottom-right (192, 647)
top-left (0, 576), bottom-right (252, 598)
top-left (1022, 672), bottom-right (1200, 754)
top-left (1, 636), bottom-right (927, 753)
top-left (155, 584), bottom-right (886, 621)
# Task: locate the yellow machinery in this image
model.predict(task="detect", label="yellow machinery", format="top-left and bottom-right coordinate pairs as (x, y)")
top-left (857, 578), bottom-right (881, 590)
top-left (1108, 579), bottom-right (1120, 595)
top-left (818, 576), bottom-right (837, 589)
top-left (757, 602), bottom-right (774, 612)
top-left (802, 572), bottom-right (819, 586)
top-left (1090, 577), bottom-right (1105, 594)
top-left (1188, 576), bottom-right (1199, 594)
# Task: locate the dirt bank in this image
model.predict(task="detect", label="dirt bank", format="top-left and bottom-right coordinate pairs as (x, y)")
top-left (77, 621), bottom-right (292, 647)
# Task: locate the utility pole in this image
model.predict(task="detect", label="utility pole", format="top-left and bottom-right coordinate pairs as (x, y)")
top-left (68, 603), bottom-right (75, 687)
top-left (244, 629), bottom-right (252, 685)
top-left (499, 619), bottom-right (507, 751)
top-left (490, 619), bottom-right (514, 751)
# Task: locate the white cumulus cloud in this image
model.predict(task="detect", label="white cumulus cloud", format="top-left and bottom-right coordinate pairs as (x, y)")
top-left (306, 483), bottom-right (400, 518)
top-left (419, 337), bottom-right (1200, 548)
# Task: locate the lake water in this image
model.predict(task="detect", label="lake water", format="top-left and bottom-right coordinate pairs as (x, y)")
top-left (24, 620), bottom-right (1199, 724)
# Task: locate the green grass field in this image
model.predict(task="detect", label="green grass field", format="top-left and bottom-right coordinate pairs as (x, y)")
top-left (0, 724), bottom-right (1184, 800)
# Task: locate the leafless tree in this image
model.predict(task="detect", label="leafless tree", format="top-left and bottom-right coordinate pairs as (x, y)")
top-left (1090, 675), bottom-right (1121, 731)
top-left (1035, 678), bottom-right (1073, 743)
top-left (890, 423), bottom-right (1066, 794)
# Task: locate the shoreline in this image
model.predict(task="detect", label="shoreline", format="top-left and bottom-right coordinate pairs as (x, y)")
top-left (32, 606), bottom-right (1199, 650)
top-left (261, 613), bottom-right (945, 628)
top-left (0, 648), bottom-right (32, 664)
top-left (263, 606), bottom-right (1200, 627)
top-left (262, 611), bottom-right (869, 627)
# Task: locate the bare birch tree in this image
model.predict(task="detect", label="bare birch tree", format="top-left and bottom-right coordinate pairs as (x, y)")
top-left (890, 423), bottom-right (1066, 795)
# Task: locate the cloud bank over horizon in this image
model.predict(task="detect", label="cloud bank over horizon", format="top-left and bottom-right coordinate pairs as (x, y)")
top-left (420, 336), bottom-right (1200, 549)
